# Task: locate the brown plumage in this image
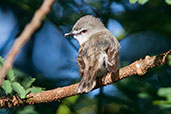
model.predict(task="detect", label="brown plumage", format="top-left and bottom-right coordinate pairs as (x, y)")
top-left (77, 31), bottom-right (120, 93)
top-left (65, 15), bottom-right (120, 93)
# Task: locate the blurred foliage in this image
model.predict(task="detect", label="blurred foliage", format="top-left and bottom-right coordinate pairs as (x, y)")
top-left (0, 0), bottom-right (171, 114)
top-left (154, 87), bottom-right (171, 109)
top-left (168, 55), bottom-right (171, 66)
top-left (166, 0), bottom-right (171, 5)
top-left (16, 105), bottom-right (39, 114)
top-left (56, 96), bottom-right (79, 114)
top-left (0, 56), bottom-right (44, 99)
top-left (130, 0), bottom-right (171, 5)
top-left (129, 0), bottom-right (149, 4)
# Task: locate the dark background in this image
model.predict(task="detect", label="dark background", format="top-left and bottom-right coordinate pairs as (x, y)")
top-left (0, 0), bottom-right (171, 114)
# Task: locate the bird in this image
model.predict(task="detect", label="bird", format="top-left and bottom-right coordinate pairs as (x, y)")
top-left (65, 15), bottom-right (120, 93)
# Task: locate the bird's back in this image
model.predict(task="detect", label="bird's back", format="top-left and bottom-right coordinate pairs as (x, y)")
top-left (81, 30), bottom-right (120, 57)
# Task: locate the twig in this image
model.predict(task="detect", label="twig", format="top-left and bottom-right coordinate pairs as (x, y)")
top-left (0, 0), bottom-right (56, 86)
top-left (0, 50), bottom-right (170, 108)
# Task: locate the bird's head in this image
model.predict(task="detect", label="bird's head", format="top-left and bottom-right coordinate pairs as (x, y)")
top-left (64, 15), bottom-right (106, 45)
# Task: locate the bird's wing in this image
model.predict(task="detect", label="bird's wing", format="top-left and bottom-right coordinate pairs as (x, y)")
top-left (88, 31), bottom-right (120, 73)
top-left (77, 46), bottom-right (85, 77)
top-left (77, 31), bottom-right (120, 93)
top-left (77, 42), bottom-right (100, 93)
top-left (77, 55), bottom-right (98, 93)
top-left (107, 45), bottom-right (119, 73)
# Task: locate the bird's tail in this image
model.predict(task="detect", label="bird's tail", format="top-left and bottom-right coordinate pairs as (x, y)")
top-left (77, 58), bottom-right (98, 93)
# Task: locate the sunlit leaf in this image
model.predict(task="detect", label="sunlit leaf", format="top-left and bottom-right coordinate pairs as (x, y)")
top-left (0, 56), bottom-right (15, 81)
top-left (167, 94), bottom-right (171, 102)
top-left (26, 86), bottom-right (44, 94)
top-left (138, 92), bottom-right (150, 99)
top-left (56, 104), bottom-right (72, 114)
top-left (165, 0), bottom-right (171, 5)
top-left (154, 87), bottom-right (171, 109)
top-left (12, 82), bottom-right (26, 99)
top-left (138, 0), bottom-right (149, 4)
top-left (64, 95), bottom-right (79, 104)
top-left (2, 80), bottom-right (12, 94)
top-left (158, 87), bottom-right (171, 97)
top-left (0, 56), bottom-right (4, 66)
top-left (129, 0), bottom-right (137, 4)
top-left (7, 69), bottom-right (15, 82)
top-left (168, 55), bottom-right (171, 66)
top-left (22, 77), bottom-right (36, 89)
top-left (153, 100), bottom-right (171, 108)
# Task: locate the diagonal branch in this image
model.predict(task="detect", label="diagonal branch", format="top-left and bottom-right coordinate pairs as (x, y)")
top-left (0, 50), bottom-right (170, 108)
top-left (0, 0), bottom-right (56, 86)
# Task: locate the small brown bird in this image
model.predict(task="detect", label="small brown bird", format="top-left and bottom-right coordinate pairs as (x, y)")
top-left (65, 15), bottom-right (120, 93)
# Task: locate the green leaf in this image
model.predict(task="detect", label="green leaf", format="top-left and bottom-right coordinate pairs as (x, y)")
top-left (7, 69), bottom-right (15, 82)
top-left (64, 95), bottom-right (79, 104)
top-left (0, 56), bottom-right (4, 66)
top-left (17, 105), bottom-right (39, 114)
top-left (158, 87), bottom-right (171, 97)
top-left (0, 56), bottom-right (15, 81)
top-left (56, 104), bottom-right (72, 114)
top-left (155, 87), bottom-right (171, 109)
top-left (22, 77), bottom-right (36, 89)
top-left (12, 82), bottom-right (26, 99)
top-left (26, 86), bottom-right (44, 94)
top-left (153, 100), bottom-right (171, 108)
top-left (167, 94), bottom-right (171, 102)
top-left (165, 0), bottom-right (171, 5)
top-left (129, 0), bottom-right (137, 4)
top-left (2, 80), bottom-right (12, 94)
top-left (153, 100), bottom-right (169, 105)
top-left (168, 55), bottom-right (171, 66)
top-left (138, 92), bottom-right (150, 99)
top-left (138, 0), bottom-right (149, 4)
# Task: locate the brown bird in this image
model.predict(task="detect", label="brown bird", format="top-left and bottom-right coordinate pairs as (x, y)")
top-left (65, 15), bottom-right (120, 93)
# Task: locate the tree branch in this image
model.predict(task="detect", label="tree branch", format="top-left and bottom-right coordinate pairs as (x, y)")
top-left (0, 50), bottom-right (170, 108)
top-left (0, 0), bottom-right (56, 86)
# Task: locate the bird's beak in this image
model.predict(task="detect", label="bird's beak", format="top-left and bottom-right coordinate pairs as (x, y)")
top-left (64, 32), bottom-right (74, 37)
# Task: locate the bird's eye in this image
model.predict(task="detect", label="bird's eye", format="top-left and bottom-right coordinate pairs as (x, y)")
top-left (81, 30), bottom-right (87, 34)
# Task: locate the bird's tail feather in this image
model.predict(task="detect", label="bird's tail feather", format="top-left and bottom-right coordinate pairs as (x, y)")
top-left (77, 59), bottom-right (98, 93)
